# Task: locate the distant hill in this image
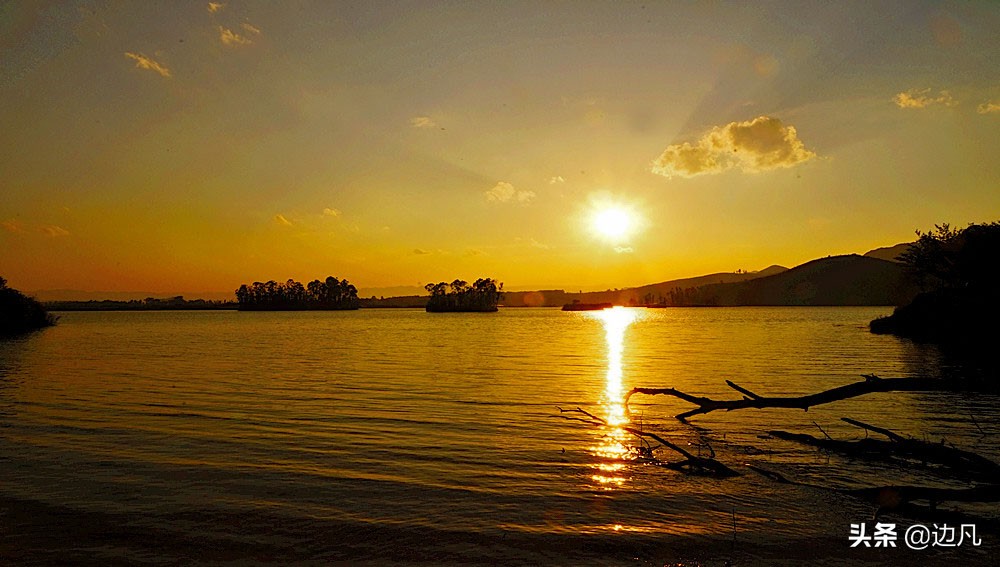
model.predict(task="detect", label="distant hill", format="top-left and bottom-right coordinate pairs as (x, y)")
top-left (863, 242), bottom-right (912, 263)
top-left (30, 289), bottom-right (234, 301)
top-left (682, 255), bottom-right (918, 306)
top-left (502, 266), bottom-right (787, 307)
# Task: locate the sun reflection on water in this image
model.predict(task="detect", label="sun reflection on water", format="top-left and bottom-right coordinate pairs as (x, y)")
top-left (587, 307), bottom-right (643, 488)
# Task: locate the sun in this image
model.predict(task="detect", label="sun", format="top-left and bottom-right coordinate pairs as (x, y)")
top-left (592, 207), bottom-right (634, 240)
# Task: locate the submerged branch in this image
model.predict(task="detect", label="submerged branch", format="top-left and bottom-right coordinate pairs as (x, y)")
top-left (769, 417), bottom-right (1000, 482)
top-left (554, 407), bottom-right (737, 477)
top-left (749, 464), bottom-right (1000, 519)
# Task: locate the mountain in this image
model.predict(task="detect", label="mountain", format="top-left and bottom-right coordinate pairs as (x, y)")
top-left (681, 255), bottom-right (918, 306)
top-left (863, 242), bottom-right (912, 263)
top-left (502, 266), bottom-right (787, 307)
top-left (576, 266), bottom-right (789, 306)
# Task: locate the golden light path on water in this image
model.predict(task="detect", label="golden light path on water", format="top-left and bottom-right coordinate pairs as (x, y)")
top-left (588, 307), bottom-right (644, 489)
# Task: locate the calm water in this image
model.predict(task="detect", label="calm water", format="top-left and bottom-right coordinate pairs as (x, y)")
top-left (1, 308), bottom-right (997, 565)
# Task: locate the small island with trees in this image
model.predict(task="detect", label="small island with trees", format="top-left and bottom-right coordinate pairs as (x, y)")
top-left (0, 276), bottom-right (57, 336)
top-left (235, 277), bottom-right (360, 311)
top-left (424, 278), bottom-right (503, 312)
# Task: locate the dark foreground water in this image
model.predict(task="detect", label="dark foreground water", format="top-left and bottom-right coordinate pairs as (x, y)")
top-left (1, 308), bottom-right (997, 565)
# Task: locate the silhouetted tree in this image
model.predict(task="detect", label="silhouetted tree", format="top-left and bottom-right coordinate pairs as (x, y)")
top-left (235, 275), bottom-right (359, 310)
top-left (899, 222), bottom-right (1000, 291)
top-left (872, 221), bottom-right (1000, 344)
top-left (425, 277), bottom-right (503, 312)
top-left (0, 277), bottom-right (57, 336)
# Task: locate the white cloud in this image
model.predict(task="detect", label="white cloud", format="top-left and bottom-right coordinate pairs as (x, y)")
top-left (651, 116), bottom-right (815, 179)
top-left (219, 26), bottom-right (252, 46)
top-left (892, 88), bottom-right (957, 109)
top-left (207, 2), bottom-right (225, 14)
top-left (274, 214), bottom-right (292, 226)
top-left (549, 176), bottom-right (565, 184)
top-left (124, 52), bottom-right (171, 78)
top-left (322, 207), bottom-right (342, 217)
top-left (614, 246), bottom-right (634, 254)
top-left (484, 181), bottom-right (535, 203)
top-left (410, 116), bottom-right (437, 128)
top-left (977, 100), bottom-right (1000, 114)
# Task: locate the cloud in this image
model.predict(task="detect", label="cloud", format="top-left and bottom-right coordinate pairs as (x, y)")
top-left (651, 116), bottom-right (816, 179)
top-left (410, 116), bottom-right (437, 128)
top-left (322, 207), bottom-right (342, 217)
top-left (207, 2), bottom-right (225, 13)
top-left (614, 246), bottom-right (634, 254)
top-left (892, 88), bottom-right (957, 109)
top-left (274, 214), bottom-right (292, 226)
top-left (484, 181), bottom-right (535, 203)
top-left (549, 176), bottom-right (565, 184)
top-left (3, 219), bottom-right (69, 237)
top-left (412, 248), bottom-right (431, 255)
top-left (977, 100), bottom-right (1000, 114)
top-left (2, 219), bottom-right (25, 233)
top-left (219, 26), bottom-right (252, 46)
top-left (241, 22), bottom-right (260, 34)
top-left (39, 225), bottom-right (70, 237)
top-left (124, 52), bottom-right (171, 77)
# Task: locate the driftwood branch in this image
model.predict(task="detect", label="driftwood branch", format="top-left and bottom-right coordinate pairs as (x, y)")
top-left (625, 375), bottom-right (965, 421)
top-left (841, 418), bottom-right (906, 442)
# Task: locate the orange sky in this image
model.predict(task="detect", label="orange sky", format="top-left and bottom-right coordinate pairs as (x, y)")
top-left (2, 2), bottom-right (999, 297)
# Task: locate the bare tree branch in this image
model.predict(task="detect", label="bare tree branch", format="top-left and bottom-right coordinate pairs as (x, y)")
top-left (625, 375), bottom-right (964, 421)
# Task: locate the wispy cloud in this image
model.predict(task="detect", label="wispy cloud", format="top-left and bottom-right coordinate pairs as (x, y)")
top-left (614, 246), bottom-right (634, 254)
top-left (39, 225), bottom-right (70, 237)
top-left (413, 248), bottom-right (431, 255)
top-left (651, 116), bottom-right (815, 179)
top-left (549, 176), bottom-right (565, 184)
top-left (207, 2), bottom-right (225, 14)
top-left (219, 26), bottom-right (253, 46)
top-left (484, 181), bottom-right (535, 203)
top-left (274, 214), bottom-right (292, 226)
top-left (241, 22), bottom-right (261, 34)
top-left (124, 52), bottom-right (171, 78)
top-left (893, 88), bottom-right (957, 109)
top-left (322, 207), bottom-right (342, 217)
top-left (410, 116), bottom-right (437, 128)
top-left (977, 100), bottom-right (1000, 114)
top-left (2, 219), bottom-right (25, 233)
top-left (3, 219), bottom-right (70, 237)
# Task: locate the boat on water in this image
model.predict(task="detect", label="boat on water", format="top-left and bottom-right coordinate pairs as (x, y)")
top-left (561, 302), bottom-right (613, 311)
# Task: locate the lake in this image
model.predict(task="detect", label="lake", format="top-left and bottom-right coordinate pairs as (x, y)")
top-left (1, 307), bottom-right (996, 565)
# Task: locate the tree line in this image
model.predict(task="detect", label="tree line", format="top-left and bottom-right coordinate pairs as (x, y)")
top-left (235, 277), bottom-right (359, 310)
top-left (424, 278), bottom-right (503, 312)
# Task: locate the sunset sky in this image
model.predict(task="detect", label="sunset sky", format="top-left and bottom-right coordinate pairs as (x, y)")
top-left (2, 1), bottom-right (999, 296)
